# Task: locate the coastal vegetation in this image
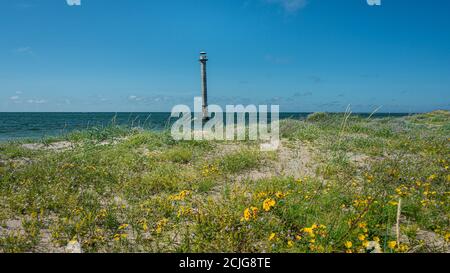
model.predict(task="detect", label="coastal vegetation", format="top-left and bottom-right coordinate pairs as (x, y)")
top-left (0, 111), bottom-right (448, 253)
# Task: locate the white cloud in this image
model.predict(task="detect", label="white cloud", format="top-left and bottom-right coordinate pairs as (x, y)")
top-left (27, 99), bottom-right (47, 104)
top-left (66, 0), bottom-right (81, 6)
top-left (265, 0), bottom-right (308, 13)
top-left (9, 95), bottom-right (21, 104)
top-left (128, 95), bottom-right (143, 102)
top-left (13, 46), bottom-right (34, 56)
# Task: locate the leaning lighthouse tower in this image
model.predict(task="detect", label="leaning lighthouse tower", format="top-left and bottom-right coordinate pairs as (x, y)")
top-left (199, 51), bottom-right (209, 121)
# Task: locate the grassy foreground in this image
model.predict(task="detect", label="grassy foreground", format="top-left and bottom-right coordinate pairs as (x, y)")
top-left (0, 111), bottom-right (449, 253)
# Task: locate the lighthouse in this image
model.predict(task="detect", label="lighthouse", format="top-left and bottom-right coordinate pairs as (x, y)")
top-left (199, 51), bottom-right (209, 121)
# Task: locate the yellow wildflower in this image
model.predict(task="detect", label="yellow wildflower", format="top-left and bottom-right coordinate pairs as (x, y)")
top-left (303, 227), bottom-right (314, 237)
top-left (155, 218), bottom-right (169, 234)
top-left (362, 241), bottom-right (369, 248)
top-left (263, 198), bottom-right (276, 212)
top-left (365, 173), bottom-right (374, 182)
top-left (358, 234), bottom-right (366, 241)
top-left (243, 207), bottom-right (258, 221)
top-left (269, 233), bottom-right (276, 241)
top-left (358, 222), bottom-right (367, 229)
top-left (257, 192), bottom-right (268, 198)
top-left (243, 208), bottom-right (251, 221)
top-left (344, 241), bottom-right (353, 249)
top-left (170, 190), bottom-right (190, 201)
top-left (398, 244), bottom-right (409, 252)
top-left (388, 241), bottom-right (397, 250)
top-left (287, 240), bottom-right (294, 248)
top-left (275, 192), bottom-right (285, 199)
top-left (118, 224), bottom-right (129, 230)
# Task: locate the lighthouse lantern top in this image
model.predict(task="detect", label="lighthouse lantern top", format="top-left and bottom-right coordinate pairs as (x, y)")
top-left (200, 51), bottom-right (208, 61)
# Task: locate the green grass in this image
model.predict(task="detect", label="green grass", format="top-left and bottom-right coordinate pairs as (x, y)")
top-left (161, 147), bottom-right (194, 164)
top-left (219, 149), bottom-right (261, 174)
top-left (0, 111), bottom-right (449, 253)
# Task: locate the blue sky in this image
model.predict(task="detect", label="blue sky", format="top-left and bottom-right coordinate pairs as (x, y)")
top-left (1, 0), bottom-right (449, 113)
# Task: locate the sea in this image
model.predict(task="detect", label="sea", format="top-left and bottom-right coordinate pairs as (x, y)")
top-left (0, 112), bottom-right (408, 142)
